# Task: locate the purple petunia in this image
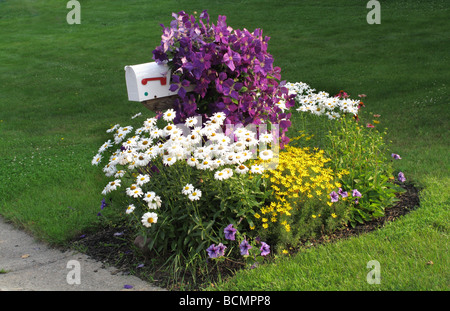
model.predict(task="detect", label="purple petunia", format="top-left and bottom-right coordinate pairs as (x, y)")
top-left (207, 243), bottom-right (227, 258)
top-left (338, 188), bottom-right (348, 198)
top-left (352, 189), bottom-right (362, 198)
top-left (398, 172), bottom-right (406, 183)
top-left (391, 153), bottom-right (402, 160)
top-left (224, 224), bottom-right (237, 240)
top-left (260, 242), bottom-right (270, 256)
top-left (239, 239), bottom-right (252, 256)
top-left (330, 191), bottom-right (339, 203)
top-left (206, 244), bottom-right (220, 258)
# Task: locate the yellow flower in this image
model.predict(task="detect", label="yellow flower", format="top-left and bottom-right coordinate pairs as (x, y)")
top-left (331, 213), bottom-right (337, 218)
top-left (312, 215), bottom-right (317, 219)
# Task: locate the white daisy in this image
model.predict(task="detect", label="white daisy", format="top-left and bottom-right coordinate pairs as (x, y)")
top-left (259, 133), bottom-right (273, 144)
top-left (91, 154), bottom-right (102, 166)
top-left (162, 155), bottom-right (176, 166)
top-left (144, 117), bottom-right (157, 129)
top-left (148, 196), bottom-right (162, 209)
top-left (106, 124), bottom-right (120, 133)
top-left (141, 212), bottom-right (158, 228)
top-left (135, 153), bottom-right (150, 167)
top-left (187, 157), bottom-right (198, 167)
top-left (235, 164), bottom-right (249, 174)
top-left (259, 149), bottom-right (274, 161)
top-left (185, 116), bottom-right (198, 128)
top-left (98, 140), bottom-right (113, 153)
top-left (150, 128), bottom-right (163, 139)
top-left (138, 138), bottom-right (152, 150)
top-left (126, 184), bottom-right (143, 198)
top-left (250, 164), bottom-right (264, 174)
top-left (143, 191), bottom-right (156, 203)
top-left (188, 189), bottom-right (202, 201)
top-left (136, 174), bottom-right (150, 186)
top-left (163, 109), bottom-right (176, 122)
top-left (114, 170), bottom-right (126, 178)
top-left (182, 183), bottom-right (195, 195)
top-left (125, 204), bottom-right (136, 214)
top-left (214, 169), bottom-right (227, 181)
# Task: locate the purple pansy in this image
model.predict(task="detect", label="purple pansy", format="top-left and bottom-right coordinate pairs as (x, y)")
top-left (398, 172), bottom-right (406, 182)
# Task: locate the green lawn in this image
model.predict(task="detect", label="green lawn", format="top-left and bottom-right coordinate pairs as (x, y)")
top-left (0, 0), bottom-right (448, 290)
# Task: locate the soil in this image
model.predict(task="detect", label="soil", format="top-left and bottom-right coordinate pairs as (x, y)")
top-left (70, 182), bottom-right (420, 290)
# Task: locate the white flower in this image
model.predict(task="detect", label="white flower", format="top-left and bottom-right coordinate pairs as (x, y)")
top-left (150, 128), bottom-right (163, 139)
top-left (182, 183), bottom-right (195, 195)
top-left (108, 179), bottom-right (121, 191)
top-left (235, 164), bottom-right (249, 174)
top-left (148, 196), bottom-right (162, 209)
top-left (144, 117), bottom-right (157, 129)
top-left (211, 112), bottom-right (226, 124)
top-left (259, 133), bottom-right (273, 144)
top-left (135, 153), bottom-right (150, 167)
top-left (126, 184), bottom-right (143, 198)
top-left (259, 149), bottom-right (274, 161)
top-left (198, 158), bottom-right (212, 170)
top-left (114, 132), bottom-right (126, 144)
top-left (163, 124), bottom-right (177, 136)
top-left (103, 163), bottom-right (117, 177)
top-left (91, 154), bottom-right (102, 166)
top-left (138, 138), bottom-right (152, 150)
top-left (122, 137), bottom-right (139, 149)
top-left (143, 191), bottom-right (156, 203)
top-left (188, 189), bottom-right (202, 201)
top-left (187, 157), bottom-right (198, 167)
top-left (118, 126), bottom-right (133, 135)
top-left (125, 204), bottom-right (136, 214)
top-left (136, 174), bottom-right (150, 186)
top-left (114, 170), bottom-right (126, 178)
top-left (162, 155), bottom-right (176, 166)
top-left (214, 169), bottom-right (228, 181)
top-left (250, 164), bottom-right (264, 174)
top-left (163, 109), bottom-right (176, 122)
top-left (101, 180), bottom-right (119, 195)
top-left (185, 116), bottom-right (198, 128)
top-left (106, 124), bottom-right (120, 133)
top-left (98, 140), bottom-right (113, 153)
top-left (141, 212), bottom-right (158, 227)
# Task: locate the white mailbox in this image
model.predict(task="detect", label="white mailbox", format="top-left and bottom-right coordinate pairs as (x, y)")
top-left (124, 62), bottom-right (177, 102)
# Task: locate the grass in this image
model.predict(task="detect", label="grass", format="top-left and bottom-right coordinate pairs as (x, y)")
top-left (0, 0), bottom-right (448, 290)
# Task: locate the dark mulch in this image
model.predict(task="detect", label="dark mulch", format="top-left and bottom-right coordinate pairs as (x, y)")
top-left (70, 182), bottom-right (420, 290)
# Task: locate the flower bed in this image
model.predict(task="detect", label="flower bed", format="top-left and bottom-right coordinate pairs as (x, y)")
top-left (91, 10), bottom-right (406, 280)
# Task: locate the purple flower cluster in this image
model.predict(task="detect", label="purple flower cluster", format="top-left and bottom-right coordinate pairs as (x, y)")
top-left (330, 188), bottom-right (361, 203)
top-left (206, 243), bottom-right (227, 258)
top-left (152, 10), bottom-right (295, 148)
top-left (206, 224), bottom-right (270, 259)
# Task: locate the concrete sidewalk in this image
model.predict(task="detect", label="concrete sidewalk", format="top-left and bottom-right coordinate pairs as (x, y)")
top-left (0, 217), bottom-right (165, 291)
